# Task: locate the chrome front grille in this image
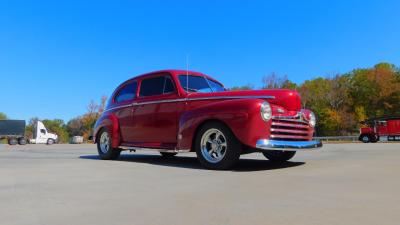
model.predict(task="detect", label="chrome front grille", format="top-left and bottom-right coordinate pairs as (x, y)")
top-left (270, 116), bottom-right (313, 141)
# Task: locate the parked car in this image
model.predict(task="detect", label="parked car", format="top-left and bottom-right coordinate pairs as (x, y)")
top-left (93, 70), bottom-right (322, 169)
top-left (359, 116), bottom-right (400, 143)
top-left (0, 120), bottom-right (58, 145)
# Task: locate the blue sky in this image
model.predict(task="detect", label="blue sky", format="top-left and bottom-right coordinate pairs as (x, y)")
top-left (1, 0), bottom-right (399, 122)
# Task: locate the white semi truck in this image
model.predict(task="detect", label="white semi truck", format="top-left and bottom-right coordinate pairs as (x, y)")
top-left (29, 121), bottom-right (58, 144)
top-left (0, 120), bottom-right (58, 145)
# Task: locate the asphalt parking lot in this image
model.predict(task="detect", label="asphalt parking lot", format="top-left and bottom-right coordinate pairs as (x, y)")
top-left (0, 143), bottom-right (399, 225)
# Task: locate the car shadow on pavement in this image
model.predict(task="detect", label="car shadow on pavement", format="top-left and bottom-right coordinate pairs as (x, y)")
top-left (79, 154), bottom-right (305, 172)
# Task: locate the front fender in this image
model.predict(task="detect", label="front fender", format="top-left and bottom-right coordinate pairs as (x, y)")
top-left (177, 99), bottom-right (271, 150)
top-left (93, 112), bottom-right (121, 148)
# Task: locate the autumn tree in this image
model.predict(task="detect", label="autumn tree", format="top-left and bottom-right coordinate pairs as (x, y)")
top-left (66, 96), bottom-right (108, 140)
top-left (348, 63), bottom-right (400, 118)
top-left (230, 84), bottom-right (254, 90)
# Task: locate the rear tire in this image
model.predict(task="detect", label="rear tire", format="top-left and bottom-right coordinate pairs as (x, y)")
top-left (262, 151), bottom-right (296, 162)
top-left (97, 128), bottom-right (121, 160)
top-left (18, 138), bottom-right (27, 145)
top-left (8, 138), bottom-right (17, 145)
top-left (195, 122), bottom-right (241, 170)
top-left (160, 152), bottom-right (177, 157)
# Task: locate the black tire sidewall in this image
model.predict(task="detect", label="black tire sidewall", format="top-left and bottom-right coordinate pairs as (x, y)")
top-left (262, 151), bottom-right (296, 162)
top-left (18, 138), bottom-right (27, 145)
top-left (195, 122), bottom-right (241, 170)
top-left (360, 135), bottom-right (370, 143)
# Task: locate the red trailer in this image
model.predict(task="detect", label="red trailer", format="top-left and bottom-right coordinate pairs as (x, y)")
top-left (359, 116), bottom-right (400, 143)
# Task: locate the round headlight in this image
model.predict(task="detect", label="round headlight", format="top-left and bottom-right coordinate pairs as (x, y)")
top-left (309, 112), bottom-right (316, 127)
top-left (260, 102), bottom-right (272, 121)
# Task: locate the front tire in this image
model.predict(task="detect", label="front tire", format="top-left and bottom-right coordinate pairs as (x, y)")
top-left (195, 122), bottom-right (241, 170)
top-left (360, 135), bottom-right (370, 143)
top-left (47, 138), bottom-right (55, 145)
top-left (97, 129), bottom-right (121, 160)
top-left (262, 151), bottom-right (296, 162)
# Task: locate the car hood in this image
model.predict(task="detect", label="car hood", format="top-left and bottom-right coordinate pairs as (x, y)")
top-left (186, 89), bottom-right (301, 111)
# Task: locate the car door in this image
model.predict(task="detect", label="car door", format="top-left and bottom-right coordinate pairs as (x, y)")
top-left (38, 128), bottom-right (48, 143)
top-left (112, 80), bottom-right (138, 143)
top-left (130, 74), bottom-right (183, 148)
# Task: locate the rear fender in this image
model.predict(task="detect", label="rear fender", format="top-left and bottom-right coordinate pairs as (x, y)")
top-left (93, 113), bottom-right (120, 148)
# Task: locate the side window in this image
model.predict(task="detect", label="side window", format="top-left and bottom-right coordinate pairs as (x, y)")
top-left (207, 79), bottom-right (225, 92)
top-left (115, 81), bottom-right (137, 103)
top-left (163, 76), bottom-right (175, 94)
top-left (140, 76), bottom-right (175, 97)
top-left (178, 75), bottom-right (213, 93)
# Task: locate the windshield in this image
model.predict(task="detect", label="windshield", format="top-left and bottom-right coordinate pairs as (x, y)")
top-left (178, 75), bottom-right (224, 93)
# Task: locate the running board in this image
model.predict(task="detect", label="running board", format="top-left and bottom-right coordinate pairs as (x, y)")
top-left (118, 146), bottom-right (191, 153)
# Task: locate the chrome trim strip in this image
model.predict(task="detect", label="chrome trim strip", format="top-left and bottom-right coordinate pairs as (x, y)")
top-left (104, 104), bottom-right (132, 112)
top-left (135, 98), bottom-right (184, 106)
top-left (272, 112), bottom-right (309, 122)
top-left (255, 139), bottom-right (322, 151)
top-left (118, 146), bottom-right (191, 153)
top-left (270, 128), bottom-right (310, 134)
top-left (105, 95), bottom-right (275, 112)
top-left (186, 95), bottom-right (275, 101)
top-left (272, 118), bottom-right (309, 124)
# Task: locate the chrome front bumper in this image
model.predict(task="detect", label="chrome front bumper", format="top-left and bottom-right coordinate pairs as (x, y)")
top-left (256, 139), bottom-right (322, 151)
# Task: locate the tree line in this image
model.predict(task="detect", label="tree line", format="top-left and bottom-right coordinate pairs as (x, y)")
top-left (1, 62), bottom-right (399, 141)
top-left (1, 97), bottom-right (107, 143)
top-left (232, 62), bottom-right (400, 136)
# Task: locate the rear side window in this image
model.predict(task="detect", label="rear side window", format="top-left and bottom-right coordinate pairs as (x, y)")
top-left (140, 76), bottom-right (176, 97)
top-left (115, 81), bottom-right (137, 103)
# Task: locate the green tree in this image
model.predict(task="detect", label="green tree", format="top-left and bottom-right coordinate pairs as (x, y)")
top-left (230, 84), bottom-right (254, 90)
top-left (42, 119), bottom-right (69, 143)
top-left (0, 112), bottom-right (7, 120)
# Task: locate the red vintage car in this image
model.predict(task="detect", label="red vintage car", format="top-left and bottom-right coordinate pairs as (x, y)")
top-left (93, 70), bottom-right (322, 169)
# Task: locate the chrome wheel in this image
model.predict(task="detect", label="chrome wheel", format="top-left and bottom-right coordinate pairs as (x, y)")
top-left (100, 132), bottom-right (110, 154)
top-left (200, 128), bottom-right (227, 163)
top-left (362, 136), bottom-right (369, 142)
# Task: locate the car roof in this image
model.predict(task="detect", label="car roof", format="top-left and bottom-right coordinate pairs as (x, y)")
top-left (126, 69), bottom-right (223, 86)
